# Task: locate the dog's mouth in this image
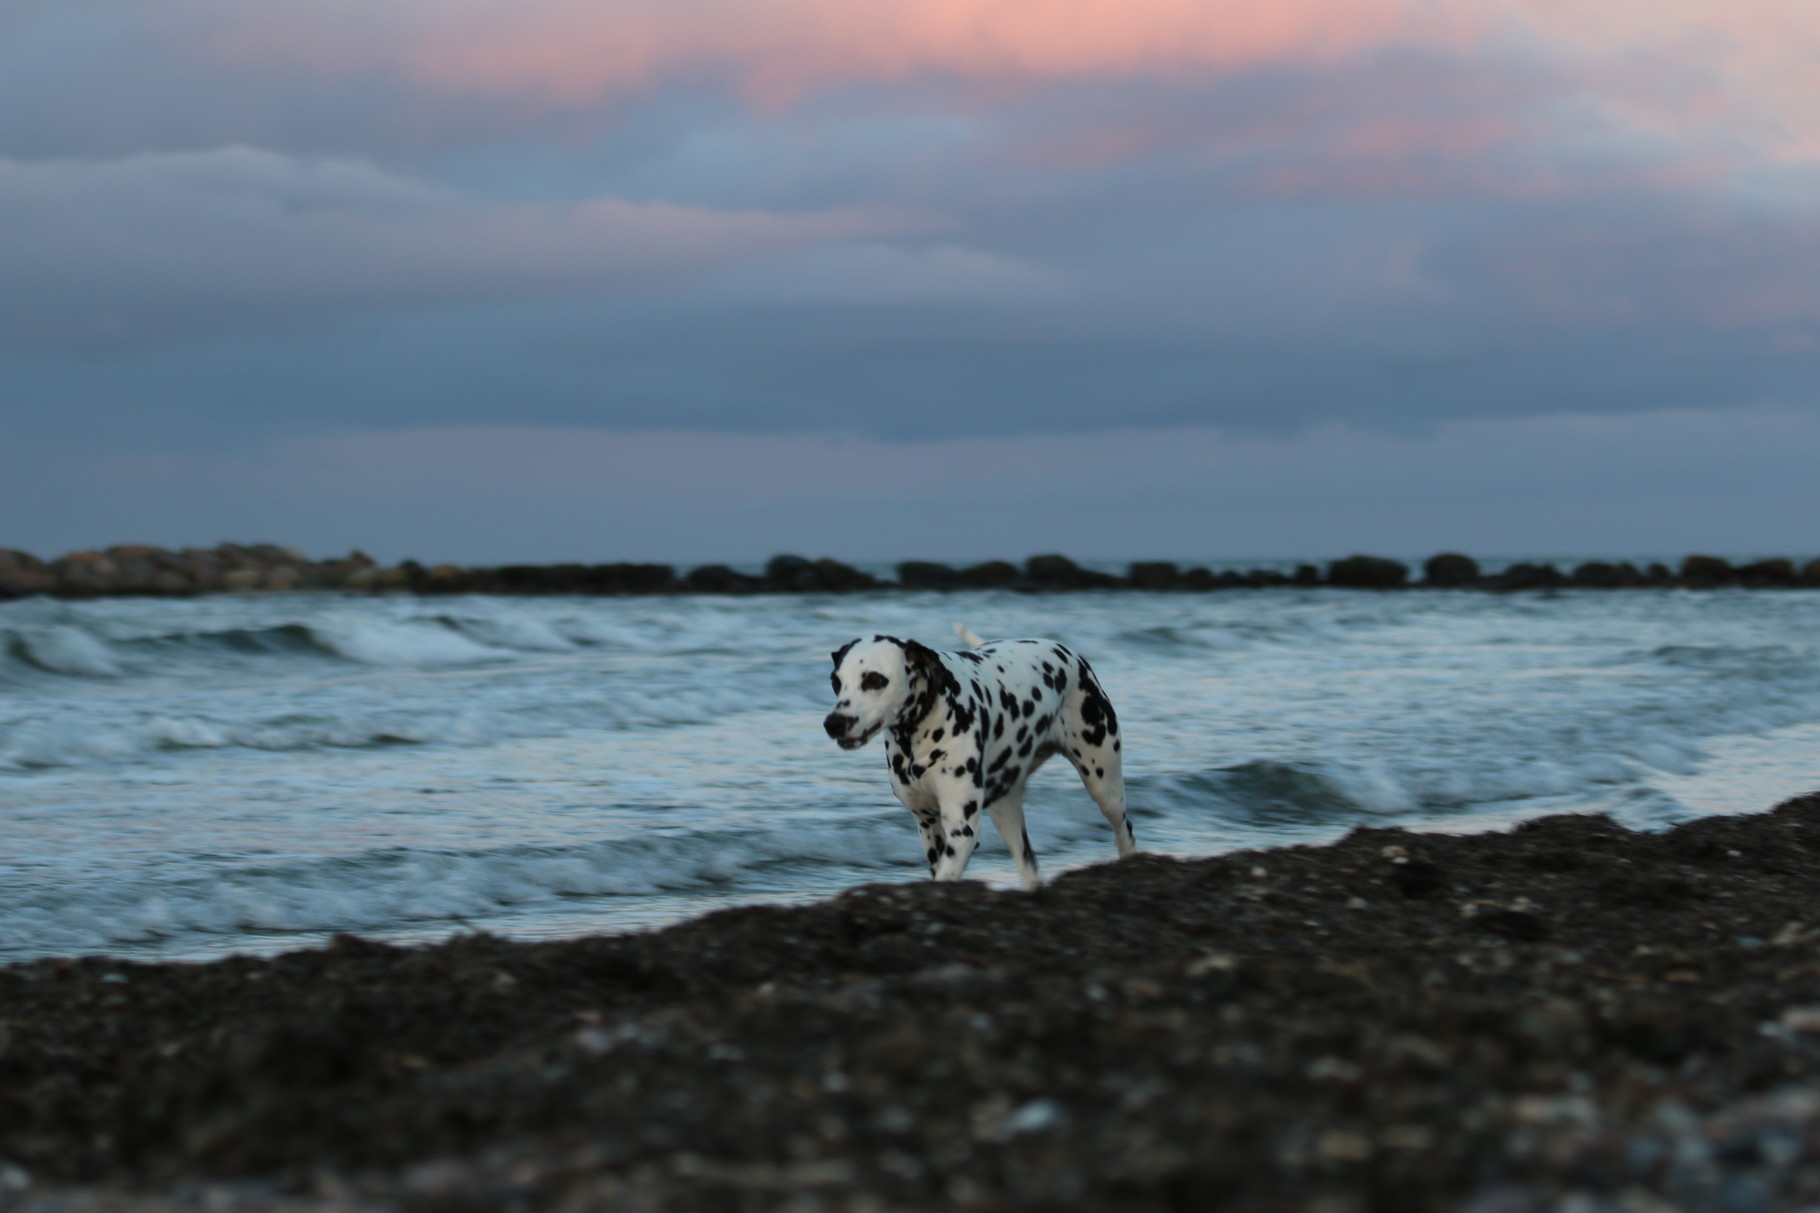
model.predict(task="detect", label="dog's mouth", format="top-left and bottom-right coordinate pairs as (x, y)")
top-left (836, 722), bottom-right (883, 750)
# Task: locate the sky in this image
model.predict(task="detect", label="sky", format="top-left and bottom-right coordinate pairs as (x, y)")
top-left (3, 0), bottom-right (1819, 564)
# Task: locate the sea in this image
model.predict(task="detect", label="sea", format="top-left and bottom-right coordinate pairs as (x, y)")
top-left (6, 565), bottom-right (1820, 964)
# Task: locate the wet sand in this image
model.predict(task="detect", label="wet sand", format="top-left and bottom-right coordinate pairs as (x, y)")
top-left (10, 796), bottom-right (1820, 1211)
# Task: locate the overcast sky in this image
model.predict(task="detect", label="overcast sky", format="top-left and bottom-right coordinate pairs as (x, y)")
top-left (3, 0), bottom-right (1818, 564)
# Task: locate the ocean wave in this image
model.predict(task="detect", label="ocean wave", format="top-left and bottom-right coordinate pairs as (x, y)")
top-left (7, 625), bottom-right (125, 677)
top-left (0, 815), bottom-right (916, 961)
top-left (1135, 750), bottom-right (1674, 827)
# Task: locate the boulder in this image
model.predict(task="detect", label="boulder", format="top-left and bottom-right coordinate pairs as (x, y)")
top-left (51, 552), bottom-right (120, 596)
top-left (1179, 567), bottom-right (1216, 590)
top-left (898, 561), bottom-right (959, 589)
top-left (1737, 558), bottom-right (1797, 588)
top-left (1327, 555), bottom-right (1409, 589)
top-left (1246, 570), bottom-right (1291, 588)
top-left (1127, 562), bottom-right (1179, 590)
top-left (959, 561), bottom-right (1020, 588)
top-left (1571, 562), bottom-right (1626, 588)
top-left (1489, 563), bottom-right (1565, 592)
top-left (222, 568), bottom-right (263, 593)
top-left (596, 563), bottom-right (678, 594)
top-left (686, 564), bottom-right (761, 594)
top-left (812, 559), bottom-right (876, 592)
top-left (765, 554), bottom-right (820, 592)
top-left (180, 549), bottom-right (227, 592)
top-left (420, 564), bottom-right (467, 593)
top-left (0, 549), bottom-right (53, 597)
top-left (264, 566), bottom-right (302, 592)
top-left (1423, 553), bottom-right (1480, 587)
top-left (1024, 554), bottom-right (1117, 589)
top-left (1803, 559), bottom-right (1820, 588)
top-left (1292, 565), bottom-right (1321, 586)
top-left (1026, 553), bottom-right (1083, 584)
top-left (1644, 563), bottom-right (1676, 586)
top-left (1679, 555), bottom-right (1734, 588)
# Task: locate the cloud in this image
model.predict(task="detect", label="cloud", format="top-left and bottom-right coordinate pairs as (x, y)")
top-left (161, 0), bottom-right (1820, 170)
top-left (176, 0), bottom-right (1432, 106)
top-left (0, 147), bottom-right (930, 351)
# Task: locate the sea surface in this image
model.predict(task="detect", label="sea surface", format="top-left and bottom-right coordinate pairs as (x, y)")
top-left (5, 578), bottom-right (1820, 963)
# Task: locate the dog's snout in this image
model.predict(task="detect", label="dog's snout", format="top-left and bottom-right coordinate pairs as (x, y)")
top-left (823, 712), bottom-right (853, 739)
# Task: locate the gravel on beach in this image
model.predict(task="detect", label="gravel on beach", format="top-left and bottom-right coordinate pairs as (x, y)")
top-left (12, 798), bottom-right (1820, 1212)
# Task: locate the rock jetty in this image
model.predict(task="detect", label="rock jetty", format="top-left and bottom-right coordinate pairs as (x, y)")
top-left (10, 795), bottom-right (1820, 1210)
top-left (5, 544), bottom-right (1820, 600)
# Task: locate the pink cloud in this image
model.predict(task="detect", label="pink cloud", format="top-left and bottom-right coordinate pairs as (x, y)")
top-left (176, 0), bottom-right (1443, 105)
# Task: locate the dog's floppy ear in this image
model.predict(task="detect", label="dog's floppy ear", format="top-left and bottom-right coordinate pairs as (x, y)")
top-left (830, 639), bottom-right (858, 668)
top-left (900, 638), bottom-right (942, 675)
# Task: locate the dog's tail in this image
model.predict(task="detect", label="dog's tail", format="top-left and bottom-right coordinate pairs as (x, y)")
top-left (953, 624), bottom-right (986, 648)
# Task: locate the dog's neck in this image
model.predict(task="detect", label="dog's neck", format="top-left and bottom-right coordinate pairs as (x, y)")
top-left (890, 665), bottom-right (937, 743)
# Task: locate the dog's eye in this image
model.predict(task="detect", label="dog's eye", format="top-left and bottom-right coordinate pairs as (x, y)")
top-left (830, 672), bottom-right (842, 693)
top-left (861, 672), bottom-right (889, 691)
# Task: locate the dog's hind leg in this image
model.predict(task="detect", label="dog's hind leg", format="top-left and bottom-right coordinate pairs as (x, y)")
top-left (1071, 743), bottom-right (1137, 859)
top-left (988, 787), bottom-right (1042, 891)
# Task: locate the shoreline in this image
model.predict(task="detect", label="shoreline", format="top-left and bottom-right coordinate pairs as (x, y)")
top-left (3, 545), bottom-right (1819, 601)
top-left (9, 796), bottom-right (1820, 1209)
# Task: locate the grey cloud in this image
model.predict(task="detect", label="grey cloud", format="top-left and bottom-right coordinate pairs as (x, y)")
top-left (0, 147), bottom-right (929, 352)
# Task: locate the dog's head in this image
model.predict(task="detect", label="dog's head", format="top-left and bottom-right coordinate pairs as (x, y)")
top-left (824, 635), bottom-right (939, 750)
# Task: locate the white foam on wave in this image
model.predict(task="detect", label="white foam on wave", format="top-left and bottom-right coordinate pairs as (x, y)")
top-left (307, 617), bottom-right (507, 666)
top-left (444, 614), bottom-right (577, 653)
top-left (13, 625), bottom-right (124, 677)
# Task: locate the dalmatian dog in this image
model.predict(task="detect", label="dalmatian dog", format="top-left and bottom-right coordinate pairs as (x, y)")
top-left (824, 634), bottom-right (1137, 890)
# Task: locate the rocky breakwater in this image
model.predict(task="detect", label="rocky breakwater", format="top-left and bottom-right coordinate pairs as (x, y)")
top-left (9, 545), bottom-right (1820, 600)
top-left (0, 544), bottom-right (389, 600)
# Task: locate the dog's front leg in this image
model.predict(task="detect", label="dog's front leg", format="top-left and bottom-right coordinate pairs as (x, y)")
top-left (929, 793), bottom-right (981, 881)
top-left (911, 807), bottom-right (946, 877)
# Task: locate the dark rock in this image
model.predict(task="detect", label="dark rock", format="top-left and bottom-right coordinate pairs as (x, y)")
top-left (1802, 559), bottom-right (1820, 588)
top-left (1179, 567), bottom-right (1216, 590)
top-left (959, 561), bottom-right (1020, 588)
top-left (1128, 561), bottom-right (1179, 590)
top-left (420, 564), bottom-right (468, 593)
top-left (1681, 554), bottom-right (1735, 588)
top-left (1645, 562), bottom-right (1677, 585)
top-left (49, 552), bottom-right (118, 597)
top-left (1424, 552), bottom-right (1481, 587)
top-left (1292, 564), bottom-right (1321, 586)
top-left (1737, 558), bottom-right (1796, 588)
top-left (1488, 562), bottom-right (1565, 592)
top-left (1474, 908), bottom-right (1551, 942)
top-left (0, 548), bottom-right (52, 597)
top-left (1025, 553), bottom-right (1083, 584)
top-left (812, 559), bottom-right (875, 592)
top-left (764, 554), bottom-right (819, 591)
top-left (1392, 859), bottom-right (1448, 898)
top-left (1327, 554), bottom-right (1409, 588)
top-left (1245, 569), bottom-right (1291, 587)
top-left (684, 564), bottom-right (761, 593)
top-left (897, 561), bottom-right (959, 589)
top-left (1571, 561), bottom-right (1643, 588)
